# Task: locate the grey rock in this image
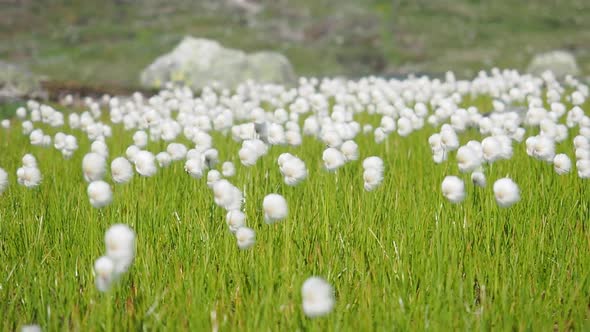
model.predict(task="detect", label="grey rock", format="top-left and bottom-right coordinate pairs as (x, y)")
top-left (0, 61), bottom-right (45, 101)
top-left (527, 50), bottom-right (580, 78)
top-left (140, 37), bottom-right (296, 90)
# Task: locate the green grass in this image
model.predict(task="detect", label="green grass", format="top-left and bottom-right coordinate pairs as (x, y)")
top-left (0, 0), bottom-right (589, 87)
top-left (1, 97), bottom-right (589, 330)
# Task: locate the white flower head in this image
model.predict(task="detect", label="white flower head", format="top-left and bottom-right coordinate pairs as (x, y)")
top-left (87, 181), bottom-right (113, 208)
top-left (105, 224), bottom-right (135, 274)
top-left (362, 156), bottom-right (384, 173)
top-left (133, 130), bottom-right (148, 148)
top-left (236, 227), bottom-right (255, 249)
top-left (111, 157), bottom-right (134, 184)
top-left (0, 168), bottom-right (8, 194)
top-left (441, 176), bottom-right (465, 203)
top-left (185, 158), bottom-right (204, 178)
top-left (17, 166), bottom-right (42, 188)
top-left (322, 148), bottom-right (345, 171)
top-left (471, 171), bottom-right (486, 187)
top-left (22, 154), bottom-right (37, 168)
top-left (577, 160), bottom-right (590, 178)
top-left (340, 140), bottom-right (359, 161)
top-left (553, 154), bottom-right (571, 175)
top-left (457, 145), bottom-right (482, 173)
top-left (493, 178), bottom-right (520, 208)
top-left (94, 256), bottom-right (115, 292)
top-left (263, 193), bottom-right (288, 223)
top-left (226, 210), bottom-right (246, 233)
top-left (82, 152), bottom-right (107, 182)
top-left (134, 151), bottom-right (157, 177)
top-left (156, 152), bottom-right (172, 168)
top-left (213, 180), bottom-right (243, 211)
top-left (91, 140), bottom-right (109, 158)
top-left (222, 161), bottom-right (236, 177)
top-left (279, 155), bottom-right (307, 186)
top-left (207, 170), bottom-right (222, 188)
top-left (301, 277), bottom-right (335, 318)
top-left (363, 168), bottom-right (384, 191)
top-left (166, 143), bottom-right (187, 161)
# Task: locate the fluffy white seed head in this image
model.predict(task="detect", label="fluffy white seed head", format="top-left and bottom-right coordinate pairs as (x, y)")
top-left (111, 157), bottom-right (134, 184)
top-left (456, 146), bottom-right (482, 173)
top-left (17, 166), bottom-right (42, 188)
top-left (94, 256), bottom-right (115, 292)
top-left (493, 178), bottom-right (520, 208)
top-left (22, 154), bottom-right (37, 168)
top-left (471, 171), bottom-right (486, 187)
top-left (82, 152), bottom-right (107, 182)
top-left (207, 170), bottom-right (222, 188)
top-left (87, 181), bottom-right (113, 208)
top-left (553, 154), bottom-right (571, 175)
top-left (133, 130), bottom-right (148, 148)
top-left (441, 176), bottom-right (465, 203)
top-left (222, 161), bottom-right (236, 177)
top-left (236, 227), bottom-right (255, 249)
top-left (322, 148), bottom-right (345, 171)
top-left (226, 210), bottom-right (246, 233)
top-left (363, 168), bottom-right (384, 191)
top-left (0, 168), bottom-right (8, 194)
top-left (105, 224), bottom-right (135, 275)
top-left (301, 277), bottom-right (335, 318)
top-left (263, 193), bottom-right (288, 223)
top-left (134, 151), bottom-right (157, 177)
top-left (340, 140), bottom-right (359, 161)
top-left (185, 158), bottom-right (204, 178)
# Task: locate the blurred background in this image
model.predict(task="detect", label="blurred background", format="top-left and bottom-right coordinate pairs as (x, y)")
top-left (1, 0), bottom-right (589, 97)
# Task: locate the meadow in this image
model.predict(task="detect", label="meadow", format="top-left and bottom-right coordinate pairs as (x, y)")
top-left (1, 71), bottom-right (590, 331)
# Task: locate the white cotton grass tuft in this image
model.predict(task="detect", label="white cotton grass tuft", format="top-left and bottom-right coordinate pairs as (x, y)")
top-left (362, 156), bottom-right (384, 191)
top-left (278, 153), bottom-right (307, 186)
top-left (236, 227), bottom-right (256, 249)
top-left (94, 224), bottom-right (136, 292)
top-left (133, 130), bottom-right (148, 148)
top-left (456, 145), bottom-right (482, 173)
top-left (20, 324), bottom-right (42, 332)
top-left (493, 178), bottom-right (520, 208)
top-left (206, 170), bottom-right (222, 188)
top-left (222, 161), bottom-right (236, 177)
top-left (212, 180), bottom-right (243, 211)
top-left (134, 150), bottom-right (157, 177)
top-left (301, 276), bottom-right (335, 318)
top-left (441, 176), bottom-right (465, 203)
top-left (0, 168), bottom-right (8, 194)
top-left (111, 157), bottom-right (134, 184)
top-left (22, 154), bottom-right (37, 168)
top-left (91, 140), bottom-right (109, 158)
top-left (340, 140), bottom-right (359, 161)
top-left (104, 224), bottom-right (136, 275)
top-left (94, 256), bottom-right (115, 292)
top-left (82, 152), bottom-right (107, 182)
top-left (471, 171), bottom-right (486, 187)
top-left (166, 143), bottom-right (187, 161)
top-left (17, 166), bottom-right (42, 188)
top-left (577, 160), bottom-right (590, 178)
top-left (185, 158), bottom-right (204, 179)
top-left (553, 154), bottom-right (571, 175)
top-left (263, 193), bottom-right (288, 223)
top-left (322, 148), bottom-right (346, 171)
top-left (87, 181), bottom-right (113, 208)
top-left (226, 210), bottom-right (246, 233)
top-left (156, 152), bottom-right (172, 168)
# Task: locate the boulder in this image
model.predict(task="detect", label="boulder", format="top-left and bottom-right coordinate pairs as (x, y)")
top-left (0, 61), bottom-right (45, 101)
top-left (140, 37), bottom-right (296, 90)
top-left (526, 50), bottom-right (580, 78)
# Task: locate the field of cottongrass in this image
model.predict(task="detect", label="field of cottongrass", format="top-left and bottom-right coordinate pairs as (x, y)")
top-left (1, 70), bottom-right (590, 331)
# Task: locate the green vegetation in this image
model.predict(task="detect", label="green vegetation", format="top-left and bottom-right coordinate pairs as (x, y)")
top-left (1, 0), bottom-right (589, 87)
top-left (1, 97), bottom-right (589, 330)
